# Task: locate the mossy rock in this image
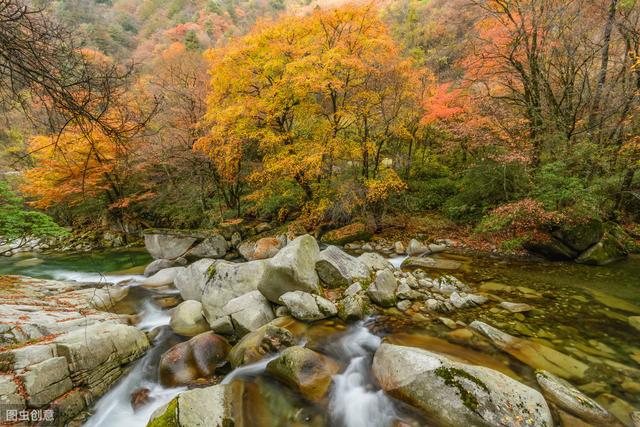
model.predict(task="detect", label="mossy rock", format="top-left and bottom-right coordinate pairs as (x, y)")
top-left (320, 223), bottom-right (372, 246)
top-left (147, 398), bottom-right (178, 427)
top-left (523, 236), bottom-right (578, 261)
top-left (553, 220), bottom-right (603, 252)
top-left (575, 233), bottom-right (628, 266)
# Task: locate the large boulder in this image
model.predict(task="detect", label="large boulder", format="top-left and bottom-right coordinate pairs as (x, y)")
top-left (315, 245), bottom-right (371, 288)
top-left (219, 291), bottom-right (275, 336)
top-left (174, 259), bottom-right (216, 301)
top-left (576, 234), bottom-right (628, 266)
top-left (141, 266), bottom-right (184, 288)
top-left (524, 236), bottom-right (579, 261)
top-left (228, 320), bottom-right (296, 368)
top-left (257, 235), bottom-right (321, 303)
top-left (266, 346), bottom-right (340, 401)
top-left (159, 332), bottom-right (230, 387)
top-left (187, 235), bottom-right (228, 259)
top-left (147, 382), bottom-right (243, 427)
top-left (201, 260), bottom-right (266, 322)
top-left (536, 370), bottom-right (617, 426)
top-left (144, 231), bottom-right (198, 260)
top-left (367, 269), bottom-right (398, 307)
top-left (553, 220), bottom-right (604, 253)
top-left (320, 222), bottom-right (372, 246)
top-left (357, 252), bottom-right (394, 271)
top-left (470, 321), bottom-right (588, 380)
top-left (337, 295), bottom-right (367, 321)
top-left (279, 291), bottom-right (337, 321)
top-left (372, 343), bottom-right (553, 427)
top-left (144, 258), bottom-right (186, 277)
top-left (170, 300), bottom-right (210, 337)
top-left (406, 239), bottom-right (430, 256)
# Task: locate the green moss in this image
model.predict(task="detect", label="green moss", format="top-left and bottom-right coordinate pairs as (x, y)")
top-left (147, 398), bottom-right (179, 427)
top-left (435, 366), bottom-right (488, 412)
top-left (207, 263), bottom-right (217, 279)
top-left (0, 352), bottom-right (15, 372)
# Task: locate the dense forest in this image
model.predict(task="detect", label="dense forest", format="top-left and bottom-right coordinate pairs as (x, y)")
top-left (2, 0), bottom-right (640, 254)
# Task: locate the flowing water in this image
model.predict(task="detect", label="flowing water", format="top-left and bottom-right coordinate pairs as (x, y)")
top-left (1, 249), bottom-right (639, 426)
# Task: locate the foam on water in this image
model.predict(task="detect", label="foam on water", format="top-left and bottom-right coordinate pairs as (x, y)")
top-left (136, 300), bottom-right (171, 330)
top-left (48, 269), bottom-right (145, 284)
top-left (388, 255), bottom-right (408, 269)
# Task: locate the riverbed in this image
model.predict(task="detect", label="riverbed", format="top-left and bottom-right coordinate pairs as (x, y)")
top-left (1, 249), bottom-right (638, 426)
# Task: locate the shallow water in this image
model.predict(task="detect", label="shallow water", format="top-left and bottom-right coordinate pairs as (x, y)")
top-left (1, 249), bottom-right (639, 425)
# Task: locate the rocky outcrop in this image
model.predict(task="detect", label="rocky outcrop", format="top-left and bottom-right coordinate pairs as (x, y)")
top-left (200, 260), bottom-right (266, 324)
top-left (144, 231), bottom-right (199, 260)
top-left (366, 269), bottom-right (397, 307)
top-left (372, 343), bottom-right (553, 427)
top-left (357, 252), bottom-right (393, 271)
top-left (174, 258), bottom-right (216, 301)
top-left (257, 235), bottom-right (321, 303)
top-left (470, 321), bottom-right (589, 380)
top-left (170, 300), bottom-right (210, 337)
top-left (320, 222), bottom-right (372, 246)
top-left (148, 382), bottom-right (244, 427)
top-left (159, 332), bottom-right (230, 387)
top-left (279, 291), bottom-right (337, 321)
top-left (0, 276), bottom-right (150, 425)
top-left (186, 235), bottom-right (228, 259)
top-left (315, 245), bottom-right (371, 288)
top-left (266, 346), bottom-right (340, 401)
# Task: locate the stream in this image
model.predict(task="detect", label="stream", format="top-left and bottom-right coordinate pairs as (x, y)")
top-left (1, 249), bottom-right (639, 426)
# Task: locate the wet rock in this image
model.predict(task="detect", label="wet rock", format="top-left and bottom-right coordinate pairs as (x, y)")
top-left (228, 320), bottom-right (296, 367)
top-left (576, 234), bottom-right (628, 266)
top-left (596, 394), bottom-right (636, 427)
top-left (187, 235), bottom-right (228, 259)
top-left (470, 321), bottom-right (588, 380)
top-left (406, 239), bottom-right (430, 256)
top-left (258, 235), bottom-right (321, 303)
top-left (499, 302), bottom-right (534, 313)
top-left (372, 343), bottom-right (553, 427)
top-left (141, 266), bottom-right (184, 288)
top-left (358, 252), bottom-right (394, 271)
top-left (401, 257), bottom-right (462, 271)
top-left (315, 245), bottom-right (371, 288)
top-left (221, 290), bottom-right (275, 336)
top-left (266, 346), bottom-right (340, 401)
top-left (170, 300), bottom-right (210, 337)
top-left (201, 259), bottom-right (266, 322)
top-left (159, 332), bottom-right (230, 387)
top-left (148, 382), bottom-right (243, 427)
top-left (337, 295), bottom-right (367, 321)
top-left (535, 370), bottom-right (615, 426)
top-left (174, 259), bottom-right (215, 301)
top-left (367, 269), bottom-right (398, 307)
top-left (144, 258), bottom-right (186, 277)
top-left (275, 306), bottom-right (290, 317)
top-left (131, 388), bottom-right (152, 411)
top-left (320, 222), bottom-right (372, 246)
top-left (280, 291), bottom-right (337, 321)
top-left (144, 231), bottom-right (198, 260)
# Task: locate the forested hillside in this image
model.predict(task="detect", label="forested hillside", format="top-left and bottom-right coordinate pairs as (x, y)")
top-left (1, 0), bottom-right (639, 255)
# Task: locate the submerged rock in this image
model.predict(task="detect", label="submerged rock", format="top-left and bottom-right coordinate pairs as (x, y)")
top-left (499, 301), bottom-right (534, 313)
top-left (470, 321), bottom-right (589, 380)
top-left (266, 346), bottom-right (340, 401)
top-left (372, 343), bottom-right (553, 427)
top-left (258, 234), bottom-right (321, 303)
top-left (315, 245), bottom-right (371, 288)
top-left (367, 269), bottom-right (398, 307)
top-left (280, 291), bottom-right (337, 321)
top-left (159, 332), bottom-right (230, 387)
top-left (170, 300), bottom-right (210, 337)
top-left (535, 370), bottom-right (616, 426)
